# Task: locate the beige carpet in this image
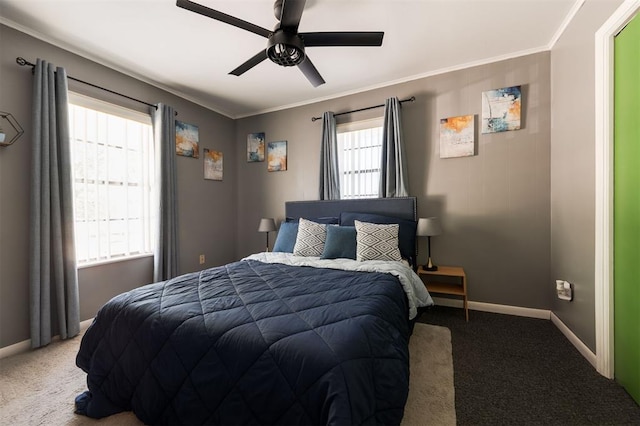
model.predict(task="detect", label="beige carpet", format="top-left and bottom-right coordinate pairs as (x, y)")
top-left (0, 323), bottom-right (455, 425)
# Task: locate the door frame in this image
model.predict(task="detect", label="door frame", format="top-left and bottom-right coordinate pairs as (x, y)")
top-left (594, 0), bottom-right (639, 379)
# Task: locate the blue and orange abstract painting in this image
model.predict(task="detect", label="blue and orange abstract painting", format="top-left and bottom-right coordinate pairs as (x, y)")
top-left (481, 86), bottom-right (521, 134)
top-left (176, 120), bottom-right (199, 158)
top-left (267, 141), bottom-right (287, 172)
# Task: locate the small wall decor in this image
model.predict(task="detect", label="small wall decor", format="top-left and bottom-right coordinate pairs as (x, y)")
top-left (440, 114), bottom-right (475, 158)
top-left (247, 132), bottom-right (265, 162)
top-left (204, 149), bottom-right (223, 181)
top-left (175, 121), bottom-right (199, 158)
top-left (267, 140), bottom-right (287, 172)
top-left (481, 85), bottom-right (521, 133)
top-left (0, 111), bottom-right (25, 147)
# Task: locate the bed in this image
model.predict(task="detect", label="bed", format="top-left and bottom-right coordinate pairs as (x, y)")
top-left (75, 197), bottom-right (433, 425)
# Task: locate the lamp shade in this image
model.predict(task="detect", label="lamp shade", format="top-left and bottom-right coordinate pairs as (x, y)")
top-left (258, 218), bottom-right (277, 232)
top-left (416, 217), bottom-right (442, 237)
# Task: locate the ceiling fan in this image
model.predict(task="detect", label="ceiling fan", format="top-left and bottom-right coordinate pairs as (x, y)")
top-left (176, 0), bottom-right (384, 87)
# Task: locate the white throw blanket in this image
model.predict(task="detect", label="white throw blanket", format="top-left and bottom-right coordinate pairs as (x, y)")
top-left (243, 252), bottom-right (434, 320)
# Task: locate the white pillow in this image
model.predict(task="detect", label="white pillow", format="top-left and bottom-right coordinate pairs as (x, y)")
top-left (354, 220), bottom-right (402, 262)
top-left (293, 218), bottom-right (327, 257)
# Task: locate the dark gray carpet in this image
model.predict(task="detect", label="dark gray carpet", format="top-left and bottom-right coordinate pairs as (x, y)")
top-left (417, 306), bottom-right (640, 425)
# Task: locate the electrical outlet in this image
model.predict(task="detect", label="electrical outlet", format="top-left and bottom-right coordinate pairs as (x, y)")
top-left (199, 254), bottom-right (205, 265)
top-left (556, 280), bottom-right (573, 301)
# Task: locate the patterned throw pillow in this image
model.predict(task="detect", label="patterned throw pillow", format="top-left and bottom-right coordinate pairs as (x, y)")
top-left (354, 220), bottom-right (402, 262)
top-left (293, 218), bottom-right (327, 257)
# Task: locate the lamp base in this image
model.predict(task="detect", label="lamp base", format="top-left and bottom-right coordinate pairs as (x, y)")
top-left (423, 256), bottom-right (438, 271)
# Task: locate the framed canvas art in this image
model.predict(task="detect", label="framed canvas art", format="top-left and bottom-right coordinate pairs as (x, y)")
top-left (204, 149), bottom-right (223, 181)
top-left (176, 121), bottom-right (199, 158)
top-left (247, 132), bottom-right (265, 162)
top-left (267, 141), bottom-right (287, 172)
top-left (440, 115), bottom-right (475, 158)
top-left (481, 85), bottom-right (521, 133)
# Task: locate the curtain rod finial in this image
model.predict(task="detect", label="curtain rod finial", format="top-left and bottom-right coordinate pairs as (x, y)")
top-left (16, 57), bottom-right (36, 70)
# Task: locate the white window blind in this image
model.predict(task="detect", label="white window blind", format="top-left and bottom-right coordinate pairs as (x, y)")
top-left (337, 118), bottom-right (383, 199)
top-left (68, 93), bottom-right (154, 265)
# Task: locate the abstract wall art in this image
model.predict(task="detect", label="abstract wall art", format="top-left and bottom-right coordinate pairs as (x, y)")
top-left (481, 85), bottom-right (522, 133)
top-left (204, 148), bottom-right (223, 181)
top-left (440, 114), bottom-right (475, 158)
top-left (247, 132), bottom-right (265, 162)
top-left (175, 120), bottom-right (199, 158)
top-left (267, 140), bottom-right (287, 172)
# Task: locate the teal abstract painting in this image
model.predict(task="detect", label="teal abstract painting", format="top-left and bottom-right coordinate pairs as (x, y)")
top-left (481, 86), bottom-right (521, 134)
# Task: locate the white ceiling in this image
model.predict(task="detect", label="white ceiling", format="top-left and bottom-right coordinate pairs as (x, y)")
top-left (1, 0), bottom-right (580, 118)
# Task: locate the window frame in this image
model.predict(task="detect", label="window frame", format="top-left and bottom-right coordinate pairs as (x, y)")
top-left (68, 93), bottom-right (155, 268)
top-left (336, 117), bottom-right (384, 200)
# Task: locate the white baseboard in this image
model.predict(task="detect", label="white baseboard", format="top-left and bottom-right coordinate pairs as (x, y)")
top-left (0, 318), bottom-right (94, 360)
top-left (0, 339), bottom-right (31, 360)
top-left (431, 297), bottom-right (551, 319)
top-left (469, 300), bottom-right (551, 319)
top-left (550, 312), bottom-right (597, 369)
top-left (430, 297), bottom-right (597, 369)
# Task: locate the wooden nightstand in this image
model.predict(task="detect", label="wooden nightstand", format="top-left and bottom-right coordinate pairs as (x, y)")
top-left (417, 265), bottom-right (468, 321)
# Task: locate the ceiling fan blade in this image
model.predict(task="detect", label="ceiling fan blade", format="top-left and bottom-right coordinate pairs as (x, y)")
top-left (229, 50), bottom-right (269, 76)
top-left (301, 32), bottom-right (384, 47)
top-left (279, 0), bottom-right (306, 30)
top-left (297, 56), bottom-right (325, 87)
top-left (177, 0), bottom-right (271, 38)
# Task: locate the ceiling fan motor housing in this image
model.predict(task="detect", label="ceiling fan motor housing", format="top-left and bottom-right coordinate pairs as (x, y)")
top-left (267, 29), bottom-right (305, 67)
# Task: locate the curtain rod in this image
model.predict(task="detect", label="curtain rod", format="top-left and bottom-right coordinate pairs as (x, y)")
top-left (16, 57), bottom-right (177, 115)
top-left (311, 96), bottom-right (415, 122)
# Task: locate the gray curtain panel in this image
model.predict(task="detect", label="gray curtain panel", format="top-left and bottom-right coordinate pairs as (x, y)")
top-left (29, 59), bottom-right (80, 348)
top-left (379, 97), bottom-right (409, 197)
top-left (151, 104), bottom-right (179, 282)
top-left (319, 111), bottom-right (341, 200)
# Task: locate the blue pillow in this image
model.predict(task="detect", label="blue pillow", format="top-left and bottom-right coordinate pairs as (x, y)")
top-left (340, 212), bottom-right (417, 264)
top-left (272, 222), bottom-right (298, 253)
top-left (321, 226), bottom-right (357, 260)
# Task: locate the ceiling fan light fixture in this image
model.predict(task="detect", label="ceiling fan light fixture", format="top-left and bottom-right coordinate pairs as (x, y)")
top-left (267, 29), bottom-right (305, 67)
top-left (268, 43), bottom-right (304, 66)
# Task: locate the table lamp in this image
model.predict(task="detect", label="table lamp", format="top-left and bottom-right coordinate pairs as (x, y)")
top-left (417, 217), bottom-right (442, 271)
top-left (258, 218), bottom-right (277, 252)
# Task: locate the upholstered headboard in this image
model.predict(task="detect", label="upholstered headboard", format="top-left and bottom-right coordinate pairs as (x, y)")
top-left (285, 197), bottom-right (418, 266)
top-left (285, 197), bottom-right (416, 222)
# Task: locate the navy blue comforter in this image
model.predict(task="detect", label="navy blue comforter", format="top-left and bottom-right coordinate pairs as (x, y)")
top-left (75, 259), bottom-right (410, 425)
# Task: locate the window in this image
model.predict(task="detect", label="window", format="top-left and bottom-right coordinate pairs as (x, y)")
top-left (68, 94), bottom-right (154, 265)
top-left (337, 118), bottom-right (383, 199)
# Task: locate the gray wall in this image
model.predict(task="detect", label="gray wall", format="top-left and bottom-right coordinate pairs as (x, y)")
top-left (0, 24), bottom-right (237, 348)
top-left (2, 0), bottom-right (620, 351)
top-left (236, 52), bottom-right (552, 310)
top-left (549, 0), bottom-right (623, 351)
